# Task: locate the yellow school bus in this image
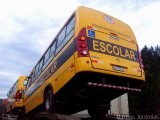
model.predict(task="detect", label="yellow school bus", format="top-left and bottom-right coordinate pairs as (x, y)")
top-left (24, 6), bottom-right (145, 117)
top-left (6, 76), bottom-right (27, 114)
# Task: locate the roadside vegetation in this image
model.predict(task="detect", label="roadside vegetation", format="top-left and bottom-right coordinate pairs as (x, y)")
top-left (129, 45), bottom-right (160, 114)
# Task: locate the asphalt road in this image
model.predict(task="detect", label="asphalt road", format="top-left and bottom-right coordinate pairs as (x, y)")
top-left (30, 112), bottom-right (118, 120)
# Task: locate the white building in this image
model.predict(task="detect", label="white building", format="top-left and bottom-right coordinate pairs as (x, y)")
top-left (110, 93), bottom-right (129, 115)
top-left (72, 93), bottom-right (129, 118)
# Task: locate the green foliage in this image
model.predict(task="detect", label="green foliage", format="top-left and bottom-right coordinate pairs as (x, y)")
top-left (129, 45), bottom-right (160, 114)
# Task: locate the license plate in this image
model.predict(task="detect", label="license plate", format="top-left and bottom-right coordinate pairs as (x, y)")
top-left (113, 66), bottom-right (125, 72)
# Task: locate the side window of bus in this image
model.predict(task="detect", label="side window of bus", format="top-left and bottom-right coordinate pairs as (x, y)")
top-left (27, 73), bottom-right (33, 89)
top-left (39, 58), bottom-right (43, 70)
top-left (44, 49), bottom-right (50, 63)
top-left (26, 78), bottom-right (31, 89)
top-left (43, 40), bottom-right (57, 67)
top-left (10, 82), bottom-right (17, 95)
top-left (57, 27), bottom-right (66, 47)
top-left (56, 16), bottom-right (75, 55)
top-left (34, 58), bottom-right (44, 79)
top-left (66, 17), bottom-right (75, 35)
top-left (31, 72), bottom-right (35, 84)
top-left (43, 48), bottom-right (52, 69)
top-left (34, 64), bottom-right (39, 76)
top-left (50, 41), bottom-right (56, 56)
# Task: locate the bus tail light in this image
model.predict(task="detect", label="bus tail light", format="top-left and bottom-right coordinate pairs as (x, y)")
top-left (79, 43), bottom-right (87, 48)
top-left (137, 44), bottom-right (144, 69)
top-left (80, 50), bottom-right (88, 55)
top-left (79, 36), bottom-right (86, 41)
top-left (15, 89), bottom-right (22, 102)
top-left (77, 28), bottom-right (89, 57)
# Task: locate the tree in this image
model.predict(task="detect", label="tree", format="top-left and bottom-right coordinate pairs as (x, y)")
top-left (129, 45), bottom-right (160, 114)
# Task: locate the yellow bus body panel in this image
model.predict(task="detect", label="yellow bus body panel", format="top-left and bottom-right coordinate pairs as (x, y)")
top-left (24, 6), bottom-right (145, 114)
top-left (6, 76), bottom-right (27, 113)
top-left (24, 36), bottom-right (76, 113)
top-left (75, 6), bottom-right (145, 81)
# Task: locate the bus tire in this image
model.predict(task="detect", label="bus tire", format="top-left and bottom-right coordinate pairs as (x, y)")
top-left (9, 106), bottom-right (13, 115)
top-left (88, 98), bottom-right (109, 117)
top-left (44, 90), bottom-right (54, 113)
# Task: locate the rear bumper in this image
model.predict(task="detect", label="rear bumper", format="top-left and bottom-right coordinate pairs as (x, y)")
top-left (75, 57), bottom-right (145, 81)
top-left (88, 82), bottom-right (141, 92)
top-left (6, 101), bottom-right (24, 113)
top-left (12, 101), bottom-right (24, 109)
top-left (57, 70), bottom-right (144, 102)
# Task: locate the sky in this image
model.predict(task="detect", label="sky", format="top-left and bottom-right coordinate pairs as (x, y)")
top-left (0, 0), bottom-right (160, 98)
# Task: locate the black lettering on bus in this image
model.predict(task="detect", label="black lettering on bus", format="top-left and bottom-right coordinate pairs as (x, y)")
top-left (44, 71), bottom-right (49, 80)
top-left (47, 67), bottom-right (52, 78)
top-left (50, 63), bottom-right (56, 73)
top-left (88, 38), bottom-right (139, 62)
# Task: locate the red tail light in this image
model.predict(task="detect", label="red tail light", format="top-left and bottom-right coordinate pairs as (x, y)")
top-left (15, 89), bottom-right (22, 102)
top-left (80, 43), bottom-right (87, 48)
top-left (79, 36), bottom-right (86, 41)
top-left (77, 28), bottom-right (89, 57)
top-left (137, 44), bottom-right (144, 69)
top-left (3, 99), bottom-right (8, 105)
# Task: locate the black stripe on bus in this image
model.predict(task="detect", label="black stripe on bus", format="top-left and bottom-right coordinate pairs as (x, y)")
top-left (88, 38), bottom-right (139, 63)
top-left (26, 40), bottom-right (76, 98)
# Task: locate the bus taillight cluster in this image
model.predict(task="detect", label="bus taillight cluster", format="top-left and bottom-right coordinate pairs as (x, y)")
top-left (15, 89), bottom-right (22, 102)
top-left (77, 28), bottom-right (89, 57)
top-left (136, 44), bottom-right (144, 69)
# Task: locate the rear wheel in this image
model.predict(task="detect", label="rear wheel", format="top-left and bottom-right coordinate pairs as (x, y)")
top-left (9, 106), bottom-right (13, 115)
top-left (88, 98), bottom-right (110, 117)
top-left (44, 90), bottom-right (54, 113)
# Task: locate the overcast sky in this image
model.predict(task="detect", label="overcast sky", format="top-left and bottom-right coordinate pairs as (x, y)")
top-left (0, 0), bottom-right (160, 98)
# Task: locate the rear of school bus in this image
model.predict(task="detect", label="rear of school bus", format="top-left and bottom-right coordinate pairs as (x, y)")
top-left (6, 76), bottom-right (27, 114)
top-left (21, 6), bottom-right (145, 117)
top-left (67, 6), bottom-right (145, 117)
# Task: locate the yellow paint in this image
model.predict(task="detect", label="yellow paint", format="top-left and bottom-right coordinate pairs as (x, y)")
top-left (23, 6), bottom-right (145, 114)
top-left (6, 76), bottom-right (27, 113)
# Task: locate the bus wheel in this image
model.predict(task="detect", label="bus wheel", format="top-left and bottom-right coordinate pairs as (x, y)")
top-left (44, 90), bottom-right (54, 113)
top-left (88, 98), bottom-right (110, 117)
top-left (9, 106), bottom-right (12, 114)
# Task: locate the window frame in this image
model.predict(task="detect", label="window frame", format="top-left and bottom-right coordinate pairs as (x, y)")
top-left (66, 17), bottom-right (75, 35)
top-left (50, 40), bottom-right (57, 56)
top-left (44, 48), bottom-right (51, 64)
top-left (55, 15), bottom-right (75, 55)
top-left (57, 27), bottom-right (66, 47)
top-left (34, 64), bottom-right (40, 76)
top-left (30, 72), bottom-right (35, 86)
top-left (39, 58), bottom-right (44, 70)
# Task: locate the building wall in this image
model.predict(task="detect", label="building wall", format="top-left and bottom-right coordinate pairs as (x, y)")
top-left (110, 93), bottom-right (129, 115)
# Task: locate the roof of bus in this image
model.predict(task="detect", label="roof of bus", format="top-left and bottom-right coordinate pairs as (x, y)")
top-left (76, 6), bottom-right (137, 43)
top-left (18, 76), bottom-right (27, 86)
